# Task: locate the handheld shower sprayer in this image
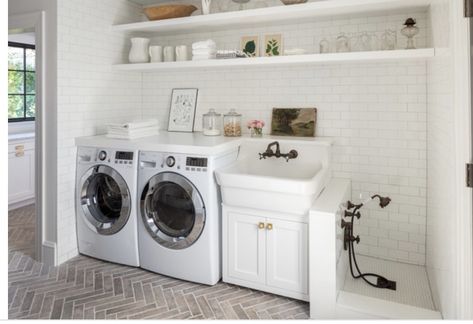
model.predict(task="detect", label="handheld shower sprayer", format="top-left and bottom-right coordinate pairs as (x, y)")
top-left (343, 193), bottom-right (396, 291)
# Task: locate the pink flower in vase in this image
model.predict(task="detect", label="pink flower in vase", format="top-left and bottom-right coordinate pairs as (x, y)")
top-left (247, 119), bottom-right (265, 137)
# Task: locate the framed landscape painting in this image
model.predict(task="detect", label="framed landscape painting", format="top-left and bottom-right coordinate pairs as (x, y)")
top-left (270, 108), bottom-right (317, 137)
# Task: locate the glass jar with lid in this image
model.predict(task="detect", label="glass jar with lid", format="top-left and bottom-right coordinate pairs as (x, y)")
top-left (202, 109), bottom-right (222, 136)
top-left (223, 109), bottom-right (242, 137)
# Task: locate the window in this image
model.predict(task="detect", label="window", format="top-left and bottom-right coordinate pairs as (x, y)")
top-left (8, 42), bottom-right (35, 122)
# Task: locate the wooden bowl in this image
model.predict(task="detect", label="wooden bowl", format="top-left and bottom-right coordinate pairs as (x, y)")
top-left (280, 0), bottom-right (308, 4)
top-left (144, 5), bottom-right (198, 21)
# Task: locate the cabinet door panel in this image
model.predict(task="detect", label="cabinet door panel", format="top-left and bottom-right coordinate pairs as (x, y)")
top-left (227, 212), bottom-right (265, 284)
top-left (8, 150), bottom-right (35, 204)
top-left (267, 219), bottom-right (308, 294)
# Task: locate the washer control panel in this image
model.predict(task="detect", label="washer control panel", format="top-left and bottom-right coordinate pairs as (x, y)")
top-left (114, 151), bottom-right (134, 165)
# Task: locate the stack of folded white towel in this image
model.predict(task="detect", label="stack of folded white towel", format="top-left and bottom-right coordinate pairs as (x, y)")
top-left (106, 119), bottom-right (159, 140)
top-left (192, 39), bottom-right (217, 61)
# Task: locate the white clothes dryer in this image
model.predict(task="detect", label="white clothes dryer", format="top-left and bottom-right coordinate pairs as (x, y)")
top-left (137, 149), bottom-right (238, 285)
top-left (76, 146), bottom-right (139, 266)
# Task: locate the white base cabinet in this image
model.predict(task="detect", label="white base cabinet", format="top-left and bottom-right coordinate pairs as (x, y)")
top-left (223, 205), bottom-right (309, 301)
top-left (8, 138), bottom-right (35, 208)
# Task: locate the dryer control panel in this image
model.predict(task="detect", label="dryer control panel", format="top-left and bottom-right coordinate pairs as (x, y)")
top-left (185, 157), bottom-right (208, 172)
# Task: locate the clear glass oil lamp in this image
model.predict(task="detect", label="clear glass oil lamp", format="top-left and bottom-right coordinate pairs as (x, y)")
top-left (401, 18), bottom-right (419, 50)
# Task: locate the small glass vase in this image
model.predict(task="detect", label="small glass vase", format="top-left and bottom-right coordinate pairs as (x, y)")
top-left (250, 128), bottom-right (263, 138)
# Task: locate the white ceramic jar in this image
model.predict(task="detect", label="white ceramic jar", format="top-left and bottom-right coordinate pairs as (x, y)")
top-left (129, 38), bottom-right (150, 63)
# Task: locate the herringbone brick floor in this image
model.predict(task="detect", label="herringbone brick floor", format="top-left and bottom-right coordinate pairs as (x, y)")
top-left (8, 205), bottom-right (310, 319)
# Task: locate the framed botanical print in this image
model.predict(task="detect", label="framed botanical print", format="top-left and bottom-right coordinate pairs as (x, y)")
top-left (241, 35), bottom-right (259, 57)
top-left (167, 88), bottom-right (198, 132)
top-left (264, 34), bottom-right (283, 57)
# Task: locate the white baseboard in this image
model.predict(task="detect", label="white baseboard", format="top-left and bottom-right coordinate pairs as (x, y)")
top-left (42, 241), bottom-right (57, 266)
top-left (9, 198), bottom-right (35, 211)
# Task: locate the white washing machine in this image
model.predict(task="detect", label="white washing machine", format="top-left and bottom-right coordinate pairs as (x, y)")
top-left (76, 146), bottom-right (139, 266)
top-left (137, 149), bottom-right (238, 285)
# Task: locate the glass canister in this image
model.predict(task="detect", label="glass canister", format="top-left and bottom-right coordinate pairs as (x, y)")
top-left (223, 109), bottom-right (242, 137)
top-left (202, 109), bottom-right (222, 136)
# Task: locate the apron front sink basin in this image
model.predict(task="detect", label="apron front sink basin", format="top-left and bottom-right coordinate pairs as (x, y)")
top-left (215, 138), bottom-right (332, 215)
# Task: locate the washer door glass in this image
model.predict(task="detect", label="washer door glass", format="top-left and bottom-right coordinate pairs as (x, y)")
top-left (79, 165), bottom-right (131, 235)
top-left (141, 172), bottom-right (205, 250)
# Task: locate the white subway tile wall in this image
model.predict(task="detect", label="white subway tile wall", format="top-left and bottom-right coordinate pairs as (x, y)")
top-left (56, 0), bottom-right (430, 266)
top-left (56, 0), bottom-right (143, 263)
top-left (140, 10), bottom-right (429, 265)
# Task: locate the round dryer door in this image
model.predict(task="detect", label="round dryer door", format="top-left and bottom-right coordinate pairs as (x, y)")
top-left (140, 172), bottom-right (205, 250)
top-left (79, 165), bottom-right (131, 235)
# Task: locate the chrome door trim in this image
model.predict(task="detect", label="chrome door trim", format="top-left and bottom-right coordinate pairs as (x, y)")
top-left (79, 165), bottom-right (131, 235)
top-left (140, 172), bottom-right (205, 250)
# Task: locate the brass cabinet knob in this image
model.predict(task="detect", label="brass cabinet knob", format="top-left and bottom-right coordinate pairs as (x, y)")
top-left (266, 223), bottom-right (273, 230)
top-left (258, 222), bottom-right (265, 229)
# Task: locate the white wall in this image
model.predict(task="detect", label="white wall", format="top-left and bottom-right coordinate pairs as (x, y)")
top-left (138, 9), bottom-right (430, 265)
top-left (426, 0), bottom-right (472, 319)
top-left (9, 0), bottom-right (58, 264)
top-left (56, 0), bottom-right (143, 263)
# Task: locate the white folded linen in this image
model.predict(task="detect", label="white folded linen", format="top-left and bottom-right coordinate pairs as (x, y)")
top-left (106, 127), bottom-right (159, 140)
top-left (192, 54), bottom-right (217, 61)
top-left (192, 48), bottom-right (217, 55)
top-left (107, 126), bottom-right (159, 136)
top-left (192, 39), bottom-right (216, 50)
top-left (106, 119), bottom-right (159, 130)
top-left (106, 132), bottom-right (158, 140)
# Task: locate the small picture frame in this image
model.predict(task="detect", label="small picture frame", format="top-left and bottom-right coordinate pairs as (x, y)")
top-left (271, 108), bottom-right (317, 137)
top-left (264, 34), bottom-right (283, 57)
top-left (241, 35), bottom-right (259, 57)
top-left (167, 88), bottom-right (198, 133)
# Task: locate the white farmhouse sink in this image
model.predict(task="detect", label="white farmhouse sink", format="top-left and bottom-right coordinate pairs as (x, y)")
top-left (215, 137), bottom-right (332, 215)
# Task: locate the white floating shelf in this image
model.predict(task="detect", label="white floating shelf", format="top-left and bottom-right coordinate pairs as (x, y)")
top-left (113, 0), bottom-right (432, 35)
top-left (112, 49), bottom-right (435, 72)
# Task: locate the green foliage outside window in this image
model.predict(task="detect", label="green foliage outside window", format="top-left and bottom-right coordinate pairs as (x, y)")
top-left (8, 43), bottom-right (35, 122)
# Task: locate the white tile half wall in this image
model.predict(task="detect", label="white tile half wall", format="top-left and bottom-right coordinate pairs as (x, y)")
top-left (56, 0), bottom-right (143, 263)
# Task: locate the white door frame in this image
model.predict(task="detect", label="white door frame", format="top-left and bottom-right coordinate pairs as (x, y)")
top-left (8, 11), bottom-right (45, 263)
top-left (453, 0), bottom-right (473, 319)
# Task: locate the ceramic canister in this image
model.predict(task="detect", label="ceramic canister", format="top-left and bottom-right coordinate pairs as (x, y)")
top-left (149, 45), bottom-right (163, 63)
top-left (175, 45), bottom-right (189, 61)
top-left (129, 37), bottom-right (150, 63)
top-left (164, 46), bottom-right (175, 62)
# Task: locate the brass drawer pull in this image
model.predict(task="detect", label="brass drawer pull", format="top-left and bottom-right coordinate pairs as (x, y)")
top-left (266, 223), bottom-right (273, 230)
top-left (258, 222), bottom-right (265, 229)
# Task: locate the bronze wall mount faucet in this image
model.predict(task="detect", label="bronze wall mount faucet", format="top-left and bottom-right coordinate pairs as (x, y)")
top-left (258, 141), bottom-right (298, 162)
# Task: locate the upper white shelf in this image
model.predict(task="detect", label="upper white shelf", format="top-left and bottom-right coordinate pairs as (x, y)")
top-left (112, 49), bottom-right (435, 72)
top-left (113, 0), bottom-right (432, 35)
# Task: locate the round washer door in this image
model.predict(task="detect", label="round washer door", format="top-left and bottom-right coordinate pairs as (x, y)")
top-left (140, 172), bottom-right (205, 250)
top-left (79, 165), bottom-right (131, 235)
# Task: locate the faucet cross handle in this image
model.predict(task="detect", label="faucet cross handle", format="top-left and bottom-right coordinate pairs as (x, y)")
top-left (258, 153), bottom-right (266, 160)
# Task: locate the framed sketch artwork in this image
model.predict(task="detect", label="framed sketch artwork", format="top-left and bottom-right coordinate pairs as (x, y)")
top-left (167, 88), bottom-right (198, 132)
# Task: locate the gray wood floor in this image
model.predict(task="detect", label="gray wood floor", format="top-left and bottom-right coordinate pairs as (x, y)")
top-left (8, 205), bottom-right (309, 319)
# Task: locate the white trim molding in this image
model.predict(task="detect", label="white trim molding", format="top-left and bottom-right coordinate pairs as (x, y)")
top-left (452, 0), bottom-right (473, 319)
top-left (9, 11), bottom-right (57, 266)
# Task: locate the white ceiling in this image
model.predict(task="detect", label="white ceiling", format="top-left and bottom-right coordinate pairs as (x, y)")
top-left (8, 32), bottom-right (36, 45)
